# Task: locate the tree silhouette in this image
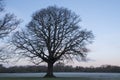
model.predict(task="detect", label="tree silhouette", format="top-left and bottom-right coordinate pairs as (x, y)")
top-left (12, 6), bottom-right (94, 77)
top-left (0, 0), bottom-right (20, 38)
top-left (0, 0), bottom-right (20, 62)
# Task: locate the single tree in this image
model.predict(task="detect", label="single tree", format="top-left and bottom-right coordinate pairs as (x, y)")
top-left (0, 0), bottom-right (20, 62)
top-left (12, 6), bottom-right (94, 77)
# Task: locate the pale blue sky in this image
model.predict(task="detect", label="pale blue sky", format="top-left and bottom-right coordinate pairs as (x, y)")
top-left (4, 0), bottom-right (120, 67)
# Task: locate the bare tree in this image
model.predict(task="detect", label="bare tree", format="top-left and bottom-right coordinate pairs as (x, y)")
top-left (0, 14), bottom-right (20, 38)
top-left (0, 0), bottom-right (20, 62)
top-left (12, 6), bottom-right (94, 77)
top-left (0, 0), bottom-right (20, 38)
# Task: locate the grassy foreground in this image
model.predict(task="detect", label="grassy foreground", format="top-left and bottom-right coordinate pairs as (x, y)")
top-left (0, 77), bottom-right (120, 80)
top-left (0, 77), bottom-right (90, 80)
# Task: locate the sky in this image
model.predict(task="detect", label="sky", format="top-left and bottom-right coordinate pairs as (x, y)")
top-left (3, 0), bottom-right (120, 67)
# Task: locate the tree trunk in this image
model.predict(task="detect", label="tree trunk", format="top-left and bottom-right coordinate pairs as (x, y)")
top-left (44, 62), bottom-right (55, 78)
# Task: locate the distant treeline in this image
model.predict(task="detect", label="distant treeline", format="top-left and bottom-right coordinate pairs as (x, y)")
top-left (0, 64), bottom-right (120, 73)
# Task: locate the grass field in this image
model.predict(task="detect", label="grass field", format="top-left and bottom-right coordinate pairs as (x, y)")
top-left (0, 77), bottom-right (120, 80)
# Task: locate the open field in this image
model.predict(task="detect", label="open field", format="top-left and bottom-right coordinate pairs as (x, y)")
top-left (0, 77), bottom-right (120, 80)
top-left (0, 73), bottom-right (120, 80)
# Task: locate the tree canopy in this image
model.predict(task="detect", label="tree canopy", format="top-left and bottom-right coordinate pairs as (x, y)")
top-left (12, 6), bottom-right (94, 77)
top-left (0, 0), bottom-right (20, 62)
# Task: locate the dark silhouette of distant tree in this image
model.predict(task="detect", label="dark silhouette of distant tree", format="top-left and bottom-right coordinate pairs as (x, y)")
top-left (12, 6), bottom-right (94, 77)
top-left (1, 65), bottom-right (120, 73)
top-left (0, 0), bottom-right (20, 38)
top-left (0, 0), bottom-right (20, 62)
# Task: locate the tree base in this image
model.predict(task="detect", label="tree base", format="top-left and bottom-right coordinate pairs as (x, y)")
top-left (44, 73), bottom-right (56, 78)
